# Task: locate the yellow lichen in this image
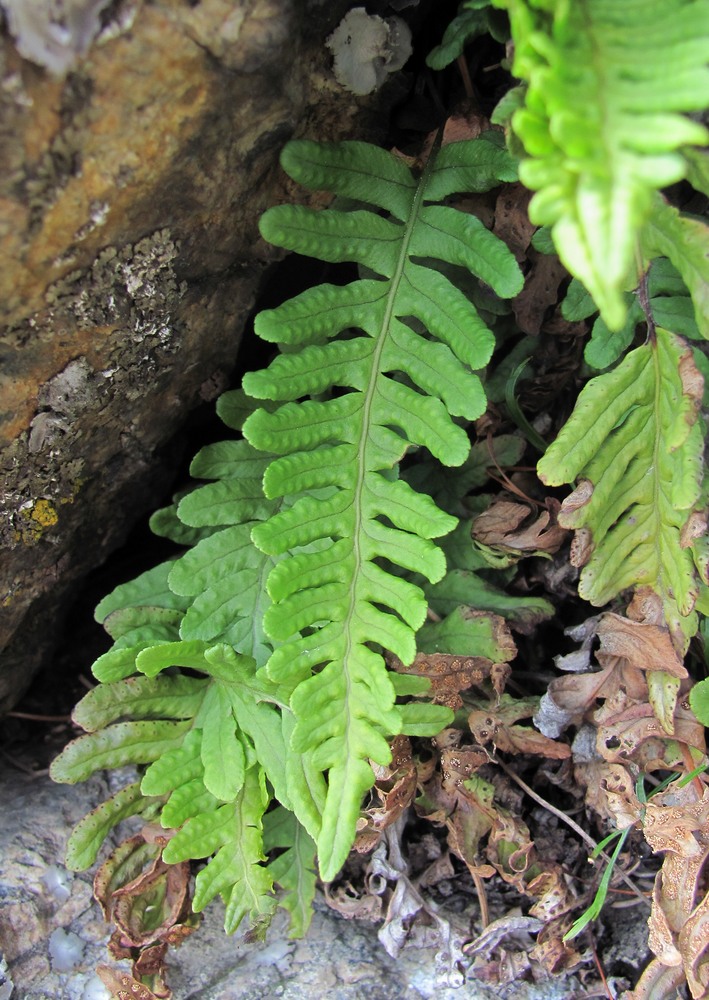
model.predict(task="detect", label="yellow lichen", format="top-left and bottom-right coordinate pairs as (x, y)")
top-left (30, 498), bottom-right (59, 527)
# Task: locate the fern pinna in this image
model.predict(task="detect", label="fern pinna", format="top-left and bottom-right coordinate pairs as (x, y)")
top-left (51, 132), bottom-right (523, 930)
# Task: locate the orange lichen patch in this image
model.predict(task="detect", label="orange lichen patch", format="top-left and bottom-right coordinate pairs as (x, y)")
top-left (23, 11), bottom-right (209, 286)
top-left (1, 7), bottom-right (212, 327)
top-left (0, 323), bottom-right (119, 445)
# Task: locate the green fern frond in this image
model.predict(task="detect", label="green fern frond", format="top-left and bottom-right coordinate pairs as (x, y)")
top-left (164, 763), bottom-right (276, 936)
top-left (243, 136), bottom-right (521, 880)
top-left (538, 328), bottom-right (705, 648)
top-left (494, 0), bottom-right (709, 329)
top-left (426, 0), bottom-right (508, 71)
top-left (563, 257), bottom-right (703, 371)
top-left (264, 806), bottom-right (318, 939)
top-left (641, 195), bottom-right (709, 340)
top-left (52, 405), bottom-right (316, 938)
top-left (64, 782), bottom-right (163, 872)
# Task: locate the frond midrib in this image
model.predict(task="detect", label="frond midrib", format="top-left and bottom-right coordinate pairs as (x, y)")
top-left (340, 150), bottom-right (435, 767)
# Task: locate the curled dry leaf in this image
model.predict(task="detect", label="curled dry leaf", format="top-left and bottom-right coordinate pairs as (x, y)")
top-left (468, 695), bottom-right (571, 759)
top-left (645, 855), bottom-right (709, 998)
top-left (643, 790), bottom-right (709, 858)
top-left (622, 961), bottom-right (687, 1000)
top-left (597, 614), bottom-right (688, 679)
top-left (418, 747), bottom-right (574, 972)
top-left (484, 809), bottom-right (573, 950)
top-left (530, 920), bottom-right (584, 977)
top-left (596, 698), bottom-right (705, 769)
top-left (626, 586), bottom-right (667, 627)
top-left (569, 527), bottom-right (593, 568)
top-left (640, 785), bottom-right (709, 998)
top-left (111, 857), bottom-right (191, 949)
top-left (472, 498), bottom-right (569, 556)
top-left (539, 657), bottom-right (647, 735)
top-left (417, 761), bottom-right (495, 875)
top-left (369, 823), bottom-right (428, 959)
top-left (680, 886), bottom-right (709, 998)
top-left (576, 761), bottom-right (635, 828)
top-left (464, 913), bottom-right (543, 958)
top-left (648, 875), bottom-right (683, 967)
top-left (542, 611), bottom-right (692, 751)
top-left (356, 736), bottom-right (417, 850)
top-left (93, 828), bottom-right (196, 995)
top-left (558, 479), bottom-right (593, 522)
top-left (554, 615), bottom-right (605, 673)
top-left (324, 880), bottom-right (384, 921)
top-left (97, 967), bottom-right (162, 1000)
top-left (396, 651), bottom-right (498, 709)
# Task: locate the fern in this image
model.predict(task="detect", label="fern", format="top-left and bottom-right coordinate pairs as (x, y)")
top-left (241, 135), bottom-right (522, 879)
top-left (537, 328), bottom-right (705, 649)
top-left (426, 0), bottom-right (508, 70)
top-left (493, 0), bottom-right (709, 329)
top-left (52, 135), bottom-right (526, 937)
top-left (563, 257), bottom-right (705, 371)
top-left (47, 7), bottom-right (709, 984)
top-left (52, 407), bottom-right (320, 937)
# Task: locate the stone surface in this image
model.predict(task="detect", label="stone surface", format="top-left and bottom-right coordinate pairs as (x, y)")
top-left (0, 0), bottom-right (400, 712)
top-left (0, 757), bottom-right (594, 1000)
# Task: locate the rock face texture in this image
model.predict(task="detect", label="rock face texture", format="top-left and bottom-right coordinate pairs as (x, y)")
top-left (0, 757), bottom-right (593, 1000)
top-left (0, 0), bottom-right (394, 711)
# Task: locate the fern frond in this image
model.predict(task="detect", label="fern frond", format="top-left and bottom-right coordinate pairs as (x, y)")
top-left (243, 136), bottom-right (521, 880)
top-left (52, 399), bottom-right (321, 938)
top-left (164, 763), bottom-right (276, 936)
top-left (494, 0), bottom-right (709, 329)
top-left (642, 196), bottom-right (709, 340)
top-left (64, 782), bottom-right (162, 872)
top-left (538, 329), bottom-right (705, 648)
top-left (264, 806), bottom-right (317, 939)
top-left (563, 257), bottom-right (703, 371)
top-left (426, 0), bottom-right (508, 70)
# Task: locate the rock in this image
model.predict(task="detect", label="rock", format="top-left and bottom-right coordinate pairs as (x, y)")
top-left (0, 756), bottom-right (590, 1000)
top-left (0, 0), bottom-right (402, 711)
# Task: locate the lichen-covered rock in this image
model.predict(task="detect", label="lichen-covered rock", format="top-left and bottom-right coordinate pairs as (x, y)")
top-left (0, 0), bottom-right (400, 711)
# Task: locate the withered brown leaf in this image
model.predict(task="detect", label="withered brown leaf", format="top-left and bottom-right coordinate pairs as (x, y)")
top-left (597, 614), bottom-right (688, 679)
top-left (679, 886), bottom-right (709, 998)
top-left (396, 651), bottom-right (497, 709)
top-left (596, 700), bottom-right (705, 768)
top-left (94, 827), bottom-right (196, 994)
top-left (97, 966), bottom-right (161, 1000)
top-left (468, 695), bottom-right (571, 759)
top-left (472, 498), bottom-right (569, 556)
top-left (357, 736), bottom-right (417, 850)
